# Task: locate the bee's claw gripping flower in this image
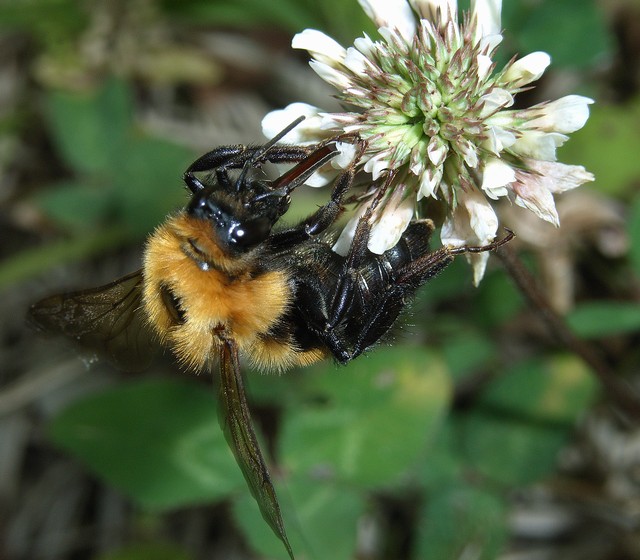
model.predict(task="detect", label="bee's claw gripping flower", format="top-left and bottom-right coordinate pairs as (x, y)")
top-left (262, 0), bottom-right (594, 282)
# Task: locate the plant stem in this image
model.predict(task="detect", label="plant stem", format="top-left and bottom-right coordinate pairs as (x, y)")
top-left (496, 243), bottom-right (640, 423)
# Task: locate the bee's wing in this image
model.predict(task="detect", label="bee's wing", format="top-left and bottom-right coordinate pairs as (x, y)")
top-left (218, 337), bottom-right (294, 560)
top-left (28, 270), bottom-right (154, 371)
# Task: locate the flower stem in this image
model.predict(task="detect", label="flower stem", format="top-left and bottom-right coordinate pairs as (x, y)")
top-left (496, 244), bottom-right (640, 423)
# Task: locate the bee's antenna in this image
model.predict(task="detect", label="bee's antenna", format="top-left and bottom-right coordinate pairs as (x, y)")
top-left (235, 116), bottom-right (306, 191)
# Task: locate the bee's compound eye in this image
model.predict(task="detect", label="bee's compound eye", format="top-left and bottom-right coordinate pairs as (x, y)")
top-left (229, 218), bottom-right (271, 248)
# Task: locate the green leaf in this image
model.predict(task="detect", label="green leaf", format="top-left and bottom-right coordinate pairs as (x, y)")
top-left (472, 268), bottom-right (524, 328)
top-left (233, 476), bottom-right (364, 560)
top-left (113, 136), bottom-right (192, 235)
top-left (419, 423), bottom-right (464, 491)
top-left (567, 302), bottom-right (640, 338)
top-left (442, 329), bottom-right (495, 380)
top-left (49, 378), bottom-right (245, 511)
top-left (279, 348), bottom-right (452, 488)
top-left (503, 0), bottom-right (612, 69)
top-left (456, 356), bottom-right (596, 486)
top-left (415, 485), bottom-right (507, 560)
top-left (36, 180), bottom-right (115, 231)
top-left (93, 542), bottom-right (193, 560)
top-left (47, 79), bottom-right (132, 175)
top-left (40, 78), bottom-right (192, 238)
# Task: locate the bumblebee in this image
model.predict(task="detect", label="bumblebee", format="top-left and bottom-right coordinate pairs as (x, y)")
top-left (29, 117), bottom-right (512, 559)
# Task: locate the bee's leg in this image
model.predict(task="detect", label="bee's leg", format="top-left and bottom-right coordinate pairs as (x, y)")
top-left (339, 231), bottom-right (514, 360)
top-left (269, 141), bottom-right (366, 249)
top-left (320, 176), bottom-right (394, 332)
top-left (346, 248), bottom-right (455, 361)
top-left (183, 145), bottom-right (313, 194)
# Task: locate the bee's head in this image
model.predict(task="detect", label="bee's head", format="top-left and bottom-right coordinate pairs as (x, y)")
top-left (186, 183), bottom-right (290, 253)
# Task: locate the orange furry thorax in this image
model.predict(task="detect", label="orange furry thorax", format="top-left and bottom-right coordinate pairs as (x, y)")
top-left (141, 212), bottom-right (295, 372)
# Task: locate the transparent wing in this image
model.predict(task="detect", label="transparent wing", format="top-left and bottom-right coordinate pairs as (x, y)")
top-left (28, 270), bottom-right (154, 371)
top-left (218, 337), bottom-right (294, 560)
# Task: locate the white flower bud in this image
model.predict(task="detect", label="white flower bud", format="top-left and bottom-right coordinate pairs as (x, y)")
top-left (358, 0), bottom-right (417, 43)
top-left (526, 95), bottom-right (594, 134)
top-left (471, 0), bottom-right (502, 42)
top-left (481, 157), bottom-right (516, 198)
top-left (261, 103), bottom-right (327, 144)
top-left (292, 30), bottom-right (346, 66)
top-left (500, 51), bottom-right (551, 88)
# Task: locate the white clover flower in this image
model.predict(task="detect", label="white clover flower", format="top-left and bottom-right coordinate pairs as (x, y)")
top-left (262, 0), bottom-right (594, 283)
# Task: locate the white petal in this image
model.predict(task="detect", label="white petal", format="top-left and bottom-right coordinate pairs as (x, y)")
top-left (482, 125), bottom-right (516, 154)
top-left (418, 165), bottom-right (443, 199)
top-left (262, 103), bottom-right (330, 143)
top-left (500, 51), bottom-right (551, 88)
top-left (358, 0), bottom-right (417, 43)
top-left (510, 130), bottom-right (568, 161)
top-left (441, 187), bottom-right (499, 284)
top-left (479, 33), bottom-right (503, 53)
top-left (333, 141), bottom-right (358, 169)
top-left (354, 33), bottom-right (376, 58)
top-left (525, 95), bottom-right (594, 134)
top-left (524, 159), bottom-right (595, 193)
top-left (409, 0), bottom-right (457, 24)
top-left (303, 168), bottom-right (337, 187)
top-left (457, 137), bottom-right (479, 168)
top-left (292, 29), bottom-right (346, 66)
top-left (512, 176), bottom-right (560, 226)
top-left (481, 157), bottom-right (516, 198)
top-left (344, 46), bottom-right (370, 77)
top-left (476, 54), bottom-right (493, 81)
top-left (309, 60), bottom-right (353, 90)
top-left (479, 87), bottom-right (513, 118)
top-left (471, 0), bottom-right (502, 41)
top-left (368, 190), bottom-right (415, 253)
top-left (364, 153), bottom-right (392, 179)
top-left (512, 160), bottom-right (594, 226)
top-left (333, 207), bottom-right (366, 256)
top-left (427, 135), bottom-right (448, 166)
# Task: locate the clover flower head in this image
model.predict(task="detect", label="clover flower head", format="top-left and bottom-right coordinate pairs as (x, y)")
top-left (262, 0), bottom-right (594, 283)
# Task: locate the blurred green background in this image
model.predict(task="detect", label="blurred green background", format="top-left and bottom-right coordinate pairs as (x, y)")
top-left (1, 1), bottom-right (640, 559)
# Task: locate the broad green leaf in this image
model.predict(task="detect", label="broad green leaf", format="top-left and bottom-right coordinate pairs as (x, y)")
top-left (415, 485), bottom-right (507, 560)
top-left (442, 329), bottom-right (495, 380)
top-left (280, 348), bottom-right (452, 488)
top-left (47, 79), bottom-right (132, 175)
top-left (93, 542), bottom-right (193, 560)
top-left (472, 268), bottom-right (524, 328)
top-left (456, 356), bottom-right (596, 486)
top-left (49, 378), bottom-right (244, 510)
top-left (40, 79), bottom-right (192, 237)
top-left (113, 136), bottom-right (192, 235)
top-left (233, 476), bottom-right (364, 560)
top-left (567, 302), bottom-right (640, 338)
top-left (36, 180), bottom-right (116, 231)
top-left (419, 423), bottom-right (464, 491)
top-left (456, 413), bottom-right (567, 486)
top-left (503, 0), bottom-right (611, 69)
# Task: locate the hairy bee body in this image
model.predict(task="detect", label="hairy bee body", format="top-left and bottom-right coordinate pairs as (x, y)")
top-left (142, 212), bottom-right (298, 372)
top-left (29, 118), bottom-right (511, 559)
